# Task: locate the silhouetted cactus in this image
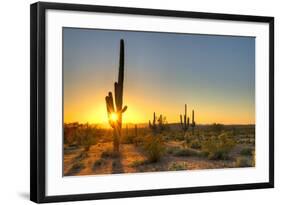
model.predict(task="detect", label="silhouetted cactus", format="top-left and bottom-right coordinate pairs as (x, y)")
top-left (180, 104), bottom-right (196, 139)
top-left (180, 104), bottom-right (189, 132)
top-left (105, 39), bottom-right (127, 153)
top-left (149, 112), bottom-right (166, 133)
top-left (191, 110), bottom-right (196, 135)
top-left (149, 112), bottom-right (157, 132)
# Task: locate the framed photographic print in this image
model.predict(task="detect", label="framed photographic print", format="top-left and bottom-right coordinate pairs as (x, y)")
top-left (30, 2), bottom-right (274, 203)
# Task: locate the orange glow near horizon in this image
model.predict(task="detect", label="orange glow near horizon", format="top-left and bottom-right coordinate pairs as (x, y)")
top-left (63, 28), bottom-right (255, 126)
top-left (64, 96), bottom-right (255, 125)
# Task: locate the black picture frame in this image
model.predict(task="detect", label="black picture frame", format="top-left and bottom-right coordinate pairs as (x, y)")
top-left (30, 2), bottom-right (274, 203)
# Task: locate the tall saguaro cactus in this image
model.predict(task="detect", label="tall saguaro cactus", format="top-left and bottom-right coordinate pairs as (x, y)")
top-left (105, 39), bottom-right (127, 153)
top-left (180, 104), bottom-right (189, 133)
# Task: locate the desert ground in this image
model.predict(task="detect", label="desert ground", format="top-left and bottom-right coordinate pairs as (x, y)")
top-left (64, 123), bottom-right (255, 176)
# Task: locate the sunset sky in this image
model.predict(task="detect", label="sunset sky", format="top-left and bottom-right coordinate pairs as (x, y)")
top-left (63, 28), bottom-right (255, 125)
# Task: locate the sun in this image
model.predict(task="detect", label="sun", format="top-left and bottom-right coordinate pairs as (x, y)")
top-left (110, 112), bottom-right (118, 122)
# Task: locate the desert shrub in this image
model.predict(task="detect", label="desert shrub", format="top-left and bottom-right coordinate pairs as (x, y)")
top-left (168, 162), bottom-right (187, 171)
top-left (101, 149), bottom-right (120, 158)
top-left (211, 123), bottom-right (224, 135)
top-left (240, 147), bottom-right (253, 156)
top-left (64, 123), bottom-right (99, 149)
top-left (79, 124), bottom-right (98, 151)
top-left (64, 123), bottom-right (80, 145)
top-left (134, 136), bottom-right (144, 146)
top-left (208, 150), bottom-right (229, 160)
top-left (143, 135), bottom-right (165, 162)
top-left (166, 147), bottom-right (178, 155)
top-left (174, 134), bottom-right (185, 141)
top-left (173, 148), bottom-right (198, 157)
top-left (199, 151), bottom-right (209, 158)
top-left (203, 133), bottom-right (235, 160)
top-left (190, 140), bottom-right (202, 149)
top-left (185, 137), bottom-right (192, 145)
top-left (236, 157), bottom-right (252, 167)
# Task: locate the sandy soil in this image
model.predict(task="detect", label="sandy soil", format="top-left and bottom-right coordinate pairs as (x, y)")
top-left (64, 140), bottom-right (245, 176)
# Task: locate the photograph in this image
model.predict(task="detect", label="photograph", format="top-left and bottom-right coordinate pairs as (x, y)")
top-left (63, 28), bottom-right (256, 176)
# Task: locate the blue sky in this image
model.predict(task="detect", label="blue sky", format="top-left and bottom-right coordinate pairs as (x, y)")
top-left (63, 27), bottom-right (255, 124)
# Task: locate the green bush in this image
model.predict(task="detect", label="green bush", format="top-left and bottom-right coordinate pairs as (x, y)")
top-left (190, 140), bottom-right (202, 149)
top-left (240, 147), bottom-right (253, 156)
top-left (166, 147), bottom-right (178, 155)
top-left (208, 150), bottom-right (229, 160)
top-left (173, 148), bottom-right (198, 157)
top-left (203, 133), bottom-right (235, 160)
top-left (143, 135), bottom-right (165, 162)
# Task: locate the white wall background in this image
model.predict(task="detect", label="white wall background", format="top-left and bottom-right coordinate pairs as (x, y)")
top-left (0, 0), bottom-right (279, 204)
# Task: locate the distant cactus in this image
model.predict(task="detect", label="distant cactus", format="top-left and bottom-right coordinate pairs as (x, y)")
top-left (105, 39), bottom-right (127, 153)
top-left (180, 104), bottom-right (189, 132)
top-left (191, 110), bottom-right (196, 135)
top-left (158, 114), bottom-right (166, 131)
top-left (149, 112), bottom-right (166, 133)
top-left (180, 104), bottom-right (196, 137)
top-left (149, 112), bottom-right (157, 132)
